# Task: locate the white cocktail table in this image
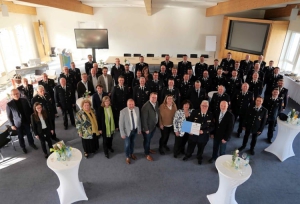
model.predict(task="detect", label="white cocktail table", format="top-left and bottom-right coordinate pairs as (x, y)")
top-left (47, 148), bottom-right (88, 204)
top-left (207, 155), bottom-right (252, 204)
top-left (265, 118), bottom-right (300, 162)
top-left (208, 91), bottom-right (218, 101)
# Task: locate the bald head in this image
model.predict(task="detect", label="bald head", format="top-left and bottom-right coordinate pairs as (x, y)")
top-left (127, 99), bottom-right (135, 110)
top-left (220, 101), bottom-right (228, 112)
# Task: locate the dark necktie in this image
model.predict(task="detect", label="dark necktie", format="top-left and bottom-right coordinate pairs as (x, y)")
top-left (99, 93), bottom-right (102, 100)
top-left (131, 110), bottom-right (135, 130)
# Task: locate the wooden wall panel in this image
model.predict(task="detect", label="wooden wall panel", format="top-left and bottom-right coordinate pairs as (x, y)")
top-left (33, 22), bottom-right (51, 62)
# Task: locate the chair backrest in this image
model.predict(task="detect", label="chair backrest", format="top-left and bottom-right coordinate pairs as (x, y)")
top-left (35, 70), bottom-right (44, 75)
top-left (190, 54), bottom-right (198, 58)
top-left (177, 54), bottom-right (184, 58)
top-left (147, 54), bottom-right (154, 57)
top-left (0, 128), bottom-right (10, 148)
top-left (133, 54), bottom-right (141, 57)
top-left (124, 53), bottom-right (131, 57)
top-left (161, 54), bottom-right (168, 57)
top-left (200, 54), bottom-right (209, 58)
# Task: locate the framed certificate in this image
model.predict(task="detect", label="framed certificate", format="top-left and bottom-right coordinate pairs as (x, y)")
top-left (181, 121), bottom-right (201, 135)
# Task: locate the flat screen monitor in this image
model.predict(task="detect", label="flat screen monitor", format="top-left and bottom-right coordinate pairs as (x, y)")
top-left (74, 29), bottom-right (109, 49)
top-left (226, 21), bottom-right (270, 55)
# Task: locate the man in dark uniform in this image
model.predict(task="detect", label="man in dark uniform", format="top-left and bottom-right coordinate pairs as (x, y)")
top-left (208, 59), bottom-right (220, 79)
top-left (248, 72), bottom-right (263, 99)
top-left (225, 70), bottom-right (242, 99)
top-left (263, 88), bottom-right (283, 143)
top-left (246, 63), bottom-right (264, 83)
top-left (132, 70), bottom-right (142, 88)
top-left (123, 64), bottom-right (134, 96)
top-left (179, 73), bottom-right (193, 103)
top-left (59, 66), bottom-right (75, 89)
top-left (220, 52), bottom-right (235, 78)
top-left (54, 78), bottom-right (75, 130)
top-left (169, 67), bottom-right (181, 88)
top-left (238, 96), bottom-right (268, 155)
top-left (187, 80), bottom-right (207, 110)
top-left (159, 65), bottom-right (169, 87)
top-left (231, 83), bottom-right (254, 137)
top-left (160, 78), bottom-right (180, 107)
top-left (265, 67), bottom-right (283, 97)
top-left (111, 58), bottom-right (125, 85)
top-left (276, 79), bottom-right (288, 111)
top-left (111, 76), bottom-right (129, 122)
top-left (146, 71), bottom-right (164, 103)
top-left (18, 78), bottom-right (34, 105)
top-left (160, 54), bottom-right (173, 75)
top-left (194, 55), bottom-right (208, 79)
top-left (209, 85), bottom-right (230, 113)
top-left (177, 54), bottom-right (192, 76)
top-left (240, 54), bottom-right (253, 78)
top-left (32, 85), bottom-right (59, 141)
top-left (38, 73), bottom-right (57, 115)
top-left (85, 54), bottom-right (96, 75)
top-left (135, 56), bottom-right (148, 75)
top-left (212, 68), bottom-right (226, 91)
top-left (262, 60), bottom-right (274, 84)
top-left (183, 100), bottom-right (214, 164)
top-left (229, 61), bottom-right (244, 81)
top-left (200, 70), bottom-right (212, 94)
top-left (133, 77), bottom-right (150, 110)
top-left (69, 62), bottom-right (81, 90)
top-left (187, 68), bottom-right (197, 82)
top-left (253, 55), bottom-right (266, 70)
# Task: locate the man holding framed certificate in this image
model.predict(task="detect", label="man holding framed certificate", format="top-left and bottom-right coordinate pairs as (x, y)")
top-left (183, 100), bottom-right (214, 165)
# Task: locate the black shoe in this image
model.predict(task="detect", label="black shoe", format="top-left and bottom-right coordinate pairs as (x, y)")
top-left (109, 148), bottom-right (114, 153)
top-left (183, 156), bottom-right (188, 161)
top-left (174, 155), bottom-right (178, 158)
top-left (72, 124), bottom-right (76, 127)
top-left (267, 139), bottom-right (272, 144)
top-left (22, 148), bottom-right (27, 154)
top-left (64, 126), bottom-right (68, 130)
top-left (238, 146), bottom-right (246, 151)
top-left (105, 153), bottom-right (109, 158)
top-left (198, 160), bottom-right (202, 165)
top-left (208, 158), bottom-right (215, 163)
top-left (52, 138), bottom-right (60, 142)
top-left (237, 133), bottom-right (241, 138)
top-left (159, 149), bottom-right (165, 155)
top-left (44, 154), bottom-right (48, 158)
top-left (164, 146), bottom-right (170, 151)
top-left (30, 144), bottom-right (38, 150)
top-left (250, 149), bottom-right (255, 155)
top-left (180, 151), bottom-right (185, 155)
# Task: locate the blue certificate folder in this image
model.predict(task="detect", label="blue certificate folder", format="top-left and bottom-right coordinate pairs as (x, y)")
top-left (181, 121), bottom-right (193, 133)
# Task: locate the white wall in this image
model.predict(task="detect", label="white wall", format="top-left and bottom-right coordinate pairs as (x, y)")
top-left (36, 7), bottom-right (224, 62)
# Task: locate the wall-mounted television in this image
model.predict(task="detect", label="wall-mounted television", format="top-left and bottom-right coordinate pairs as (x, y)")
top-left (74, 29), bottom-right (109, 49)
top-left (226, 21), bottom-right (270, 55)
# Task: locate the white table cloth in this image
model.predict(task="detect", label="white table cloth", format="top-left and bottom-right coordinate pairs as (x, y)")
top-left (283, 75), bottom-right (300, 104)
top-left (76, 97), bottom-right (93, 109)
top-left (207, 155), bottom-right (252, 204)
top-left (208, 91), bottom-right (218, 101)
top-left (265, 118), bottom-right (300, 162)
top-left (47, 148), bottom-right (88, 204)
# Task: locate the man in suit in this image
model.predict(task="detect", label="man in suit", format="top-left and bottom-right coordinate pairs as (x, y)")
top-left (85, 54), bottom-right (96, 74)
top-left (159, 65), bottom-right (169, 86)
top-left (225, 70), bottom-right (242, 99)
top-left (208, 59), bottom-right (220, 78)
top-left (88, 68), bottom-right (99, 92)
top-left (231, 83), bottom-right (254, 137)
top-left (92, 84), bottom-right (108, 111)
top-left (141, 92), bottom-right (160, 161)
top-left (135, 56), bottom-right (148, 75)
top-left (209, 85), bottom-right (230, 113)
top-left (160, 54), bottom-right (174, 75)
top-left (6, 89), bottom-right (37, 154)
top-left (169, 67), bottom-right (181, 88)
top-left (69, 62), bottom-right (81, 90)
top-left (77, 73), bottom-right (95, 98)
top-left (276, 79), bottom-right (288, 111)
top-left (123, 64), bottom-right (134, 97)
top-left (17, 78), bottom-right (34, 105)
top-left (220, 52), bottom-right (235, 78)
top-left (240, 54), bottom-right (253, 77)
top-left (97, 67), bottom-right (114, 95)
top-left (238, 96), bottom-right (268, 155)
top-left (194, 55), bottom-right (208, 79)
top-left (177, 54), bottom-right (192, 76)
top-left (161, 78), bottom-right (180, 107)
top-left (54, 78), bottom-right (75, 130)
top-left (119, 99), bottom-right (142, 164)
top-left (200, 70), bottom-right (212, 94)
top-left (59, 66), bottom-right (75, 89)
top-left (183, 100), bottom-right (214, 164)
top-left (92, 62), bottom-right (102, 76)
top-left (111, 58), bottom-right (125, 84)
top-left (265, 67), bottom-right (283, 97)
top-left (179, 73), bottom-right (193, 103)
top-left (248, 72), bottom-right (263, 99)
top-left (212, 68), bottom-right (226, 91)
top-left (133, 77), bottom-right (150, 110)
top-left (32, 85), bottom-right (59, 141)
top-left (253, 55), bottom-right (266, 70)
top-left (263, 88), bottom-right (283, 143)
top-left (146, 71), bottom-right (164, 103)
top-left (209, 101), bottom-right (234, 163)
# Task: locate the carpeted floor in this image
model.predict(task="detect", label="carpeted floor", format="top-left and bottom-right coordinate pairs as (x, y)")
top-left (0, 99), bottom-right (299, 204)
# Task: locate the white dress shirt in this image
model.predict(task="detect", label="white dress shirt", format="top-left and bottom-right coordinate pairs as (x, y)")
top-left (128, 108), bottom-right (137, 130)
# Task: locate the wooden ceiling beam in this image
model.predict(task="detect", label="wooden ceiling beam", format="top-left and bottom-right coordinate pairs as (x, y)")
top-left (206, 0), bottom-right (299, 17)
top-left (1, 1), bottom-right (36, 15)
top-left (144, 0), bottom-right (152, 16)
top-left (18, 0), bottom-right (93, 15)
top-left (264, 4), bottom-right (300, 19)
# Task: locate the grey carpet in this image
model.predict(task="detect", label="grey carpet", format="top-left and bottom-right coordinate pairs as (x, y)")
top-left (0, 99), bottom-right (299, 204)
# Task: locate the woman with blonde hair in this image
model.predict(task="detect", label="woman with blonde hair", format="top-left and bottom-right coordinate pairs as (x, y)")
top-left (97, 96), bottom-right (118, 158)
top-left (159, 95), bottom-right (177, 155)
top-left (75, 99), bottom-right (100, 158)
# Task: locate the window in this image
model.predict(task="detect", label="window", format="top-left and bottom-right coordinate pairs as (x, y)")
top-left (14, 25), bottom-right (30, 63)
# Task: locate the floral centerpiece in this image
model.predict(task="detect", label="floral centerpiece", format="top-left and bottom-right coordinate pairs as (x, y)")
top-left (50, 141), bottom-right (72, 161)
top-left (287, 109), bottom-right (300, 125)
top-left (231, 150), bottom-right (250, 171)
top-left (83, 90), bottom-right (91, 99)
top-left (232, 149), bottom-right (239, 167)
top-left (99, 59), bottom-right (104, 68)
top-left (124, 58), bottom-right (130, 65)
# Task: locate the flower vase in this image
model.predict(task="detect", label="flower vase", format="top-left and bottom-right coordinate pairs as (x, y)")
top-left (56, 152), bottom-right (61, 161)
top-left (61, 152), bottom-right (66, 161)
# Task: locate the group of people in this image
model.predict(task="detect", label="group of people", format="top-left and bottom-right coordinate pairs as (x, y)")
top-left (6, 52), bottom-right (288, 164)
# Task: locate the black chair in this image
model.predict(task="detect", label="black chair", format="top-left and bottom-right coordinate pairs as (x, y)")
top-left (0, 128), bottom-right (11, 162)
top-left (133, 54), bottom-right (141, 57)
top-left (147, 54), bottom-right (154, 57)
top-left (177, 54), bottom-right (184, 58)
top-left (200, 54), bottom-right (209, 58)
top-left (161, 54), bottom-right (169, 57)
top-left (124, 53), bottom-right (131, 57)
top-left (190, 54), bottom-right (198, 58)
